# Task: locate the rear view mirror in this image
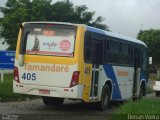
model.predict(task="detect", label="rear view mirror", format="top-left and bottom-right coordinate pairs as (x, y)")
top-left (149, 57), bottom-right (152, 65)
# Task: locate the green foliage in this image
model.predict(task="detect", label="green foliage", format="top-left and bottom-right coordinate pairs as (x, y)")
top-left (0, 0), bottom-right (109, 50)
top-left (116, 98), bottom-right (160, 114)
top-left (137, 29), bottom-right (160, 65)
top-left (111, 98), bottom-right (160, 120)
top-left (0, 74), bottom-right (35, 101)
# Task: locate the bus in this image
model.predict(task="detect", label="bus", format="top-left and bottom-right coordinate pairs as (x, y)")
top-left (13, 22), bottom-right (148, 110)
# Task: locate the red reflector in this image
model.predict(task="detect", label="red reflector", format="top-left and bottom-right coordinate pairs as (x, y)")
top-left (19, 85), bottom-right (23, 87)
top-left (64, 89), bottom-right (69, 91)
top-left (14, 66), bottom-right (20, 83)
top-left (70, 71), bottom-right (80, 88)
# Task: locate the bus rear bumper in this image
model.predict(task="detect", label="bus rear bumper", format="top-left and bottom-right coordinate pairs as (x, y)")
top-left (13, 81), bottom-right (84, 99)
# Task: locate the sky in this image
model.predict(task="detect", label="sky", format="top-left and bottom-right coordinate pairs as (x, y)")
top-left (0, 0), bottom-right (160, 50)
top-left (71, 0), bottom-right (160, 37)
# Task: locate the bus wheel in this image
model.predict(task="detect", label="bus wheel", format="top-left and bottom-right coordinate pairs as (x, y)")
top-left (138, 84), bottom-right (145, 99)
top-left (98, 84), bottom-right (110, 110)
top-left (42, 97), bottom-right (64, 106)
top-left (155, 91), bottom-right (160, 96)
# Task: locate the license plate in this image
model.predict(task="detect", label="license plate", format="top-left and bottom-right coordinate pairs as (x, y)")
top-left (39, 89), bottom-right (50, 94)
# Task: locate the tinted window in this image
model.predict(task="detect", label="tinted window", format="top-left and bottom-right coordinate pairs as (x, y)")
top-left (84, 34), bottom-right (92, 62)
top-left (22, 23), bottom-right (77, 57)
top-left (106, 38), bottom-right (119, 64)
top-left (84, 33), bottom-right (103, 64)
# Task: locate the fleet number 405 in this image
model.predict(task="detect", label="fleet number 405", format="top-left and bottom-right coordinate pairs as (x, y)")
top-left (22, 73), bottom-right (36, 80)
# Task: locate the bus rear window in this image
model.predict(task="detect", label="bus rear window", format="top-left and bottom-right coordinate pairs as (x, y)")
top-left (24, 23), bottom-right (77, 57)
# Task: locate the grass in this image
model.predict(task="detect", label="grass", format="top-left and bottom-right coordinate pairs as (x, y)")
top-left (111, 98), bottom-right (160, 120)
top-left (146, 84), bottom-right (154, 94)
top-left (0, 74), bottom-right (36, 102)
top-left (116, 98), bottom-right (160, 114)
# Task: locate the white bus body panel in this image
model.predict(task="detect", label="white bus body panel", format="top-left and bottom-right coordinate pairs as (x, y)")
top-left (98, 64), bottom-right (138, 101)
top-left (13, 60), bottom-right (83, 99)
top-left (13, 81), bottom-right (83, 99)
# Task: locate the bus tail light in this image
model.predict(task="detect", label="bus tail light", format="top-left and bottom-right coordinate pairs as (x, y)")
top-left (14, 66), bottom-right (20, 83)
top-left (70, 71), bottom-right (80, 87)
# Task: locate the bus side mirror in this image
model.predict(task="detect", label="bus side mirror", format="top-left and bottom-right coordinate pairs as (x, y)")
top-left (18, 54), bottom-right (24, 66)
top-left (149, 57), bottom-right (152, 65)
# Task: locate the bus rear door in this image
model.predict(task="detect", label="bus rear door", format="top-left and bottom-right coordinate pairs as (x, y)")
top-left (90, 39), bottom-right (103, 100)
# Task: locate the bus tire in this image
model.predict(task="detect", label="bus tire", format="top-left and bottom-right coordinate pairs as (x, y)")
top-left (155, 91), bottom-right (160, 96)
top-left (42, 97), bottom-right (64, 106)
top-left (98, 84), bottom-right (110, 110)
top-left (138, 84), bottom-right (145, 99)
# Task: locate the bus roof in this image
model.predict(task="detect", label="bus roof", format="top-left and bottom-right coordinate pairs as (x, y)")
top-left (22, 21), bottom-right (80, 26)
top-left (22, 22), bottom-right (147, 47)
top-left (86, 26), bottom-right (147, 47)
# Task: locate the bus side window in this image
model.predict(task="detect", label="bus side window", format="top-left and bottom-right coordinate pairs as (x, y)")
top-left (105, 40), bottom-right (109, 63)
top-left (134, 47), bottom-right (141, 68)
top-left (119, 42), bottom-right (129, 65)
top-left (91, 39), bottom-right (103, 64)
top-left (129, 45), bottom-right (134, 66)
top-left (84, 34), bottom-right (103, 64)
top-left (107, 40), bottom-right (119, 64)
top-left (84, 35), bottom-right (92, 63)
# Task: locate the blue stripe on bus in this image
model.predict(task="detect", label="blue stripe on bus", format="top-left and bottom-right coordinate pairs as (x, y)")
top-left (103, 64), bottom-right (122, 100)
top-left (140, 69), bottom-right (147, 82)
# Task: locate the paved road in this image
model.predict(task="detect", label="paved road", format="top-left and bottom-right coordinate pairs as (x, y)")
top-left (0, 94), bottom-right (159, 120)
top-left (0, 79), bottom-right (158, 120)
top-left (0, 98), bottom-right (119, 120)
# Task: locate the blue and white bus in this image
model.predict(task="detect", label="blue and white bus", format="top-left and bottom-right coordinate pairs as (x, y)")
top-left (14, 22), bottom-right (148, 110)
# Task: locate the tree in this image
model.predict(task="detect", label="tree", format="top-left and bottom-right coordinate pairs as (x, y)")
top-left (0, 0), bottom-right (109, 50)
top-left (137, 29), bottom-right (160, 65)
